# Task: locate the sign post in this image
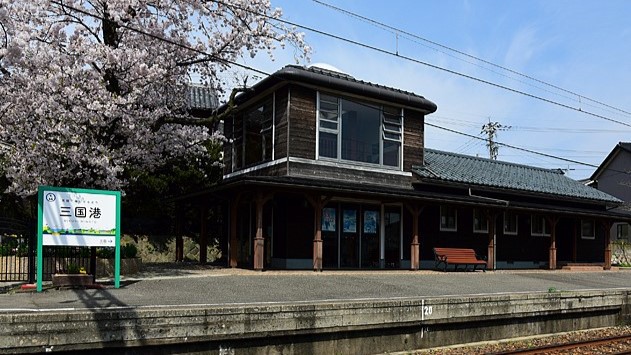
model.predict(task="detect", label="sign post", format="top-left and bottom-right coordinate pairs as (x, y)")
top-left (37, 186), bottom-right (121, 292)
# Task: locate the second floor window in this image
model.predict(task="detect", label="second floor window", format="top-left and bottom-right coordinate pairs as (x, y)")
top-left (317, 93), bottom-right (402, 169)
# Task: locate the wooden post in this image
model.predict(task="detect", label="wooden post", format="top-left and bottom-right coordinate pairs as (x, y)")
top-left (175, 203), bottom-right (184, 262)
top-left (306, 195), bottom-right (331, 272)
top-left (572, 221), bottom-right (577, 263)
top-left (253, 196), bottom-right (264, 271)
top-left (229, 193), bottom-right (243, 268)
top-left (406, 204), bottom-right (424, 270)
top-left (547, 217), bottom-right (559, 270)
top-left (252, 193), bottom-right (273, 271)
top-left (601, 220), bottom-right (613, 270)
top-left (314, 205), bottom-right (323, 271)
top-left (486, 212), bottom-right (498, 270)
top-left (199, 206), bottom-right (208, 265)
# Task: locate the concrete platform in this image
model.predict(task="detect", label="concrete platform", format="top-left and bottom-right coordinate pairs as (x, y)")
top-left (1, 267), bottom-right (630, 354)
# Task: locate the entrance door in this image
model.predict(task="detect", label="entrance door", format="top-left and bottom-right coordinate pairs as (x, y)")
top-left (361, 208), bottom-right (380, 268)
top-left (322, 206), bottom-right (338, 268)
top-left (340, 207), bottom-right (359, 268)
top-left (384, 206), bottom-right (401, 268)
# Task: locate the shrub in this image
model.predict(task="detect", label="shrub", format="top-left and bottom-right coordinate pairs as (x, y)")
top-left (96, 247), bottom-right (115, 259)
top-left (121, 243), bottom-right (138, 259)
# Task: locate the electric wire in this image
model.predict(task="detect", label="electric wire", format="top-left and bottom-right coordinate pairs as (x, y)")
top-left (48, 1), bottom-right (629, 176)
top-left (311, 0), bottom-right (631, 120)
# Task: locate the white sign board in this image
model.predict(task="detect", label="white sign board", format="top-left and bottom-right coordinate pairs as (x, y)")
top-left (41, 189), bottom-right (118, 247)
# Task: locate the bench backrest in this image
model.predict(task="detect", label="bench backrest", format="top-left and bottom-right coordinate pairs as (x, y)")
top-left (433, 248), bottom-right (478, 259)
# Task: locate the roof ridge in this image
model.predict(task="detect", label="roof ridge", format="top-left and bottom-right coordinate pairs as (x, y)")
top-left (284, 64), bottom-right (428, 100)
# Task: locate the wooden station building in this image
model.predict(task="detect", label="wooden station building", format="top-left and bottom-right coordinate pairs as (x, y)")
top-left (182, 65), bottom-right (627, 271)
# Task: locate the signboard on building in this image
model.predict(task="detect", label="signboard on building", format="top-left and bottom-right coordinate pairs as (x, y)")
top-left (37, 186), bottom-right (121, 291)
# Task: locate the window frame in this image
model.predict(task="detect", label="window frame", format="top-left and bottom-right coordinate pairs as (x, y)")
top-left (530, 215), bottom-right (550, 237)
top-left (503, 212), bottom-right (518, 235)
top-left (581, 219), bottom-right (596, 240)
top-left (440, 206), bottom-right (458, 232)
top-left (316, 91), bottom-right (403, 170)
top-left (616, 223), bottom-right (630, 241)
top-left (473, 209), bottom-right (489, 234)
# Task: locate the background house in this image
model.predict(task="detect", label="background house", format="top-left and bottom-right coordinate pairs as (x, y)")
top-left (589, 142), bottom-right (631, 242)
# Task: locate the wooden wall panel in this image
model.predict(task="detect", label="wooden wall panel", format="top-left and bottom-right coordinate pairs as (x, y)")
top-left (404, 110), bottom-right (425, 172)
top-left (274, 87), bottom-right (289, 160)
top-left (288, 85), bottom-right (317, 160)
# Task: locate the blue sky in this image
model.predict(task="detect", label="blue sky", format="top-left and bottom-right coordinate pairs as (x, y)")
top-left (241, 0), bottom-right (631, 180)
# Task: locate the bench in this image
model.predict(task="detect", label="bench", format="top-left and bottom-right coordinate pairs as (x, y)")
top-left (433, 247), bottom-right (487, 272)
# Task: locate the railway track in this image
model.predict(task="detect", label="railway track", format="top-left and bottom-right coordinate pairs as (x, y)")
top-left (485, 333), bottom-right (631, 355)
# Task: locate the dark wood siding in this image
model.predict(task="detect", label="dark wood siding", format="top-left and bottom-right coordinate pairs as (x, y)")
top-left (274, 87), bottom-right (289, 160)
top-left (222, 116), bottom-right (234, 175)
top-left (404, 110), bottom-right (425, 172)
top-left (288, 85), bottom-right (317, 159)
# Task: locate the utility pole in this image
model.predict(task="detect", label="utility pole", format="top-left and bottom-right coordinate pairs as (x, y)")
top-left (481, 119), bottom-right (510, 160)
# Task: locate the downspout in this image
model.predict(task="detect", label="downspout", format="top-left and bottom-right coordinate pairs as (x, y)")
top-left (468, 189), bottom-right (509, 271)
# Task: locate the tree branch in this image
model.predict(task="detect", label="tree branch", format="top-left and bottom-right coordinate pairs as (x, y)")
top-left (152, 86), bottom-right (251, 131)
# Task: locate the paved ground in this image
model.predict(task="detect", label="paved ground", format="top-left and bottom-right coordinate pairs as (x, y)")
top-left (0, 264), bottom-right (630, 312)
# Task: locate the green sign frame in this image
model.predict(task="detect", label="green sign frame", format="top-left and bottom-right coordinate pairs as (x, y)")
top-left (37, 186), bottom-right (122, 292)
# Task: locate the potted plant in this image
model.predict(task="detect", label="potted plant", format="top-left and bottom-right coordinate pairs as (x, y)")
top-left (52, 263), bottom-right (93, 287)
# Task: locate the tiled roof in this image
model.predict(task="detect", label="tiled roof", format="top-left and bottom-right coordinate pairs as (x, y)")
top-left (413, 149), bottom-right (621, 204)
top-left (188, 85), bottom-right (218, 110)
top-left (224, 65), bottom-right (437, 114)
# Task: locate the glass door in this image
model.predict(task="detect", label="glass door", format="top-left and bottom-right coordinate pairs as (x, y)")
top-left (340, 207), bottom-right (359, 268)
top-left (384, 206), bottom-right (401, 268)
top-left (322, 206), bottom-right (338, 268)
top-left (361, 208), bottom-right (380, 268)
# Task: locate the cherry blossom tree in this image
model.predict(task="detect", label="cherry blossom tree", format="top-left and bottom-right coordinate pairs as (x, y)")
top-left (0, 0), bottom-right (309, 198)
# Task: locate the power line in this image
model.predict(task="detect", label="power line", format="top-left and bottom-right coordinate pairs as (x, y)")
top-left (427, 115), bottom-right (631, 134)
top-left (50, 1), bottom-right (626, 175)
top-left (311, 0), bottom-right (631, 120)
top-left (425, 122), bottom-right (600, 168)
top-left (207, 1), bottom-right (631, 128)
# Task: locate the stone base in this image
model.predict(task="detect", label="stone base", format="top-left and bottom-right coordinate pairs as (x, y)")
top-left (52, 274), bottom-right (94, 287)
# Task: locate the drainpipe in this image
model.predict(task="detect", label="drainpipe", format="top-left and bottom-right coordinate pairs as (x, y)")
top-left (468, 189), bottom-right (509, 271)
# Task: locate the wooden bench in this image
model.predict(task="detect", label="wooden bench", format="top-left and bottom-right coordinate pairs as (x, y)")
top-left (433, 247), bottom-right (487, 272)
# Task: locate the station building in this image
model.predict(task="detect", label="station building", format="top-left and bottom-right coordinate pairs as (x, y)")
top-left (182, 65), bottom-right (628, 271)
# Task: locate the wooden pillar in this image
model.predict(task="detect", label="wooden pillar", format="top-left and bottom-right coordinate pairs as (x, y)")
top-left (174, 203), bottom-right (184, 262)
top-left (253, 193), bottom-right (273, 271)
top-left (306, 195), bottom-right (331, 272)
top-left (547, 217), bottom-right (559, 270)
top-left (602, 220), bottom-right (613, 270)
top-left (572, 222), bottom-right (577, 263)
top-left (313, 205), bottom-right (323, 271)
top-left (486, 212), bottom-right (498, 270)
top-left (253, 197), bottom-right (264, 270)
top-left (199, 206), bottom-right (208, 265)
top-left (229, 198), bottom-right (239, 268)
top-left (406, 204), bottom-right (424, 270)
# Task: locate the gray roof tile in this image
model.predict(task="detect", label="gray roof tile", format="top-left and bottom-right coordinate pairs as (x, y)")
top-left (413, 149), bottom-right (621, 204)
top-left (188, 85), bottom-right (218, 110)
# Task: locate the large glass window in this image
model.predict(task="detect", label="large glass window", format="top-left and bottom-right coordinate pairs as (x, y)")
top-left (243, 96), bottom-right (273, 167)
top-left (317, 93), bottom-right (402, 169)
